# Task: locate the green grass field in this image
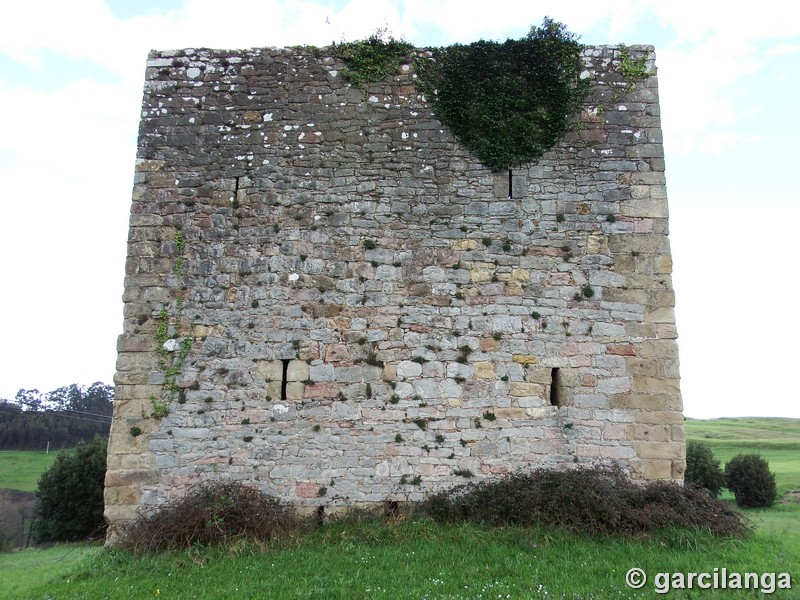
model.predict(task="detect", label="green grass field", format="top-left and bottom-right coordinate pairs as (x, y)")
top-left (1, 418), bottom-right (798, 599)
top-left (0, 451), bottom-right (59, 492)
top-left (684, 417), bottom-right (800, 493)
top-left (0, 543), bottom-right (101, 599)
top-left (4, 515), bottom-right (798, 599)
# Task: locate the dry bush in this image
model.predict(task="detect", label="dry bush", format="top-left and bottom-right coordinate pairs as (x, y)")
top-left (420, 465), bottom-right (750, 537)
top-left (118, 480), bottom-right (305, 553)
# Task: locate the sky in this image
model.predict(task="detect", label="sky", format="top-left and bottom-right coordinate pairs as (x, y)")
top-left (0, 0), bottom-right (797, 419)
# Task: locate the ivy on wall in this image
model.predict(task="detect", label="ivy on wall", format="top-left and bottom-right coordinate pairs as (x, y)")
top-left (336, 18), bottom-right (592, 172)
top-left (150, 230), bottom-right (192, 420)
top-left (415, 19), bottom-right (591, 171)
top-left (333, 32), bottom-right (413, 87)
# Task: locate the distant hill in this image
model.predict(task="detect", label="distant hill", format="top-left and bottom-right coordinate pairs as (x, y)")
top-left (684, 417), bottom-right (800, 493)
top-left (0, 383), bottom-right (112, 451)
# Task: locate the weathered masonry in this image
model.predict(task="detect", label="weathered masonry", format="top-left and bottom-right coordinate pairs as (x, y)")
top-left (105, 44), bottom-right (684, 537)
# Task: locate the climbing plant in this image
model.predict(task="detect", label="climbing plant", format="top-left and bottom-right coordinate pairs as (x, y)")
top-left (150, 229), bottom-right (193, 419)
top-left (413, 18), bottom-right (592, 172)
top-left (334, 31), bottom-right (413, 87)
top-left (335, 19), bottom-right (593, 172)
top-left (611, 44), bottom-right (655, 101)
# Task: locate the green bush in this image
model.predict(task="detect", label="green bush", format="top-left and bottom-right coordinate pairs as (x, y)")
top-left (724, 454), bottom-right (778, 508)
top-left (420, 465), bottom-right (749, 537)
top-left (32, 436), bottom-right (107, 543)
top-left (684, 440), bottom-right (725, 497)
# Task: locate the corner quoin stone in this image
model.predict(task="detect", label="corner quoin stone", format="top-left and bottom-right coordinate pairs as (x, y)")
top-left (105, 43), bottom-right (684, 542)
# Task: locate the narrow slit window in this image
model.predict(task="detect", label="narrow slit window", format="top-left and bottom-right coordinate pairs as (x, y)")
top-left (508, 169), bottom-right (513, 199)
top-left (280, 359), bottom-right (290, 401)
top-left (549, 368), bottom-right (561, 407)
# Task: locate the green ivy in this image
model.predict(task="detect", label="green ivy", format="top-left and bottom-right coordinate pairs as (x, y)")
top-left (172, 231), bottom-right (186, 276)
top-left (150, 397), bottom-right (169, 419)
top-left (151, 228), bottom-right (193, 418)
top-left (334, 33), bottom-right (413, 87)
top-left (618, 44), bottom-right (654, 81)
top-left (613, 44), bottom-right (655, 100)
top-left (414, 18), bottom-right (591, 171)
top-left (155, 309), bottom-right (169, 350)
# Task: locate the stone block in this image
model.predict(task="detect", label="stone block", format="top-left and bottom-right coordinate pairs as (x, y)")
top-left (310, 362), bottom-right (335, 382)
top-left (331, 402), bottom-right (361, 420)
top-left (511, 268), bottom-right (530, 282)
top-left (644, 307), bottom-right (675, 324)
top-left (627, 423), bottom-right (671, 442)
top-left (610, 394), bottom-right (682, 412)
top-left (256, 360), bottom-right (283, 381)
top-left (512, 354), bottom-right (539, 365)
top-left (287, 359), bottom-right (310, 382)
top-left (509, 382), bottom-right (543, 397)
top-left (397, 360), bottom-right (423, 379)
top-left (446, 362), bottom-right (473, 379)
top-left (453, 239), bottom-right (477, 251)
top-left (634, 409), bottom-right (684, 425)
top-left (630, 458), bottom-right (673, 480)
top-left (286, 382), bottom-right (305, 400)
top-left (473, 361), bottom-right (495, 379)
top-left (470, 266), bottom-right (493, 283)
top-left (586, 233), bottom-right (609, 254)
top-left (104, 469), bottom-right (160, 487)
top-left (494, 408), bottom-right (526, 420)
top-left (480, 338), bottom-right (500, 352)
top-left (597, 377), bottom-right (631, 394)
top-left (634, 441), bottom-right (684, 460)
top-left (632, 377), bottom-right (680, 395)
top-left (525, 367), bottom-right (553, 385)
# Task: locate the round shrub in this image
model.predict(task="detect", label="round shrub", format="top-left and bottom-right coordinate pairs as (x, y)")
top-left (684, 440), bottom-right (725, 497)
top-left (724, 454), bottom-right (777, 508)
top-left (32, 436), bottom-right (108, 542)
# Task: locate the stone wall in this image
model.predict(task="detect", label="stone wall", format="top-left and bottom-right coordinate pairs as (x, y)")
top-left (105, 44), bottom-right (684, 537)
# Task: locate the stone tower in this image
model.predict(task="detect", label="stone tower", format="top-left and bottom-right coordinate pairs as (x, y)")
top-left (105, 43), bottom-right (684, 538)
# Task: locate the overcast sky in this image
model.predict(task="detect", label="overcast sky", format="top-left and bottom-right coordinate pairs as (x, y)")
top-left (1, 0), bottom-right (798, 418)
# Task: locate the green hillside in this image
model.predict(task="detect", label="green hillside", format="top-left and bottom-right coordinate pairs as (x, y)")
top-left (684, 417), bottom-right (800, 493)
top-left (0, 451), bottom-right (60, 492)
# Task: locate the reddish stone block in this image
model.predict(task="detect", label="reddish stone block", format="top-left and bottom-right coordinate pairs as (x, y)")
top-left (296, 482), bottom-right (320, 498)
top-left (607, 343), bottom-right (638, 356)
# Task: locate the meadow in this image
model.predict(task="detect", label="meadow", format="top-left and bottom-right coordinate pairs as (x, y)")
top-left (684, 417), bottom-right (800, 494)
top-left (1, 418), bottom-right (797, 599)
top-left (0, 451), bottom-right (59, 493)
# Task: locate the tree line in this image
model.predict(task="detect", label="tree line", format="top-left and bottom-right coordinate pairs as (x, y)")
top-left (0, 383), bottom-right (112, 451)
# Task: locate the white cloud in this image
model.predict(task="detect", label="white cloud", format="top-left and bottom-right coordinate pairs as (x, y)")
top-left (671, 202), bottom-right (800, 418)
top-left (0, 75), bottom-right (134, 398)
top-left (766, 44), bottom-right (799, 58)
top-left (634, 1), bottom-right (800, 156)
top-left (1, 0), bottom-right (119, 67)
top-left (698, 132), bottom-right (760, 155)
